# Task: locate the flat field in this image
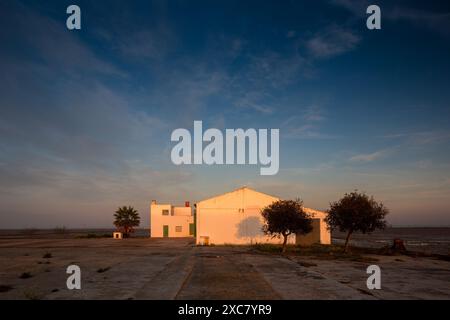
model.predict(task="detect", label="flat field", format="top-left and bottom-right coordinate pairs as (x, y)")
top-left (0, 237), bottom-right (449, 299)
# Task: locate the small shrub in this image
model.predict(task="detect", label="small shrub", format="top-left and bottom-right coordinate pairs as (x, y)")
top-left (19, 272), bottom-right (32, 279)
top-left (76, 233), bottom-right (111, 239)
top-left (350, 256), bottom-right (379, 263)
top-left (0, 285), bottom-right (13, 293)
top-left (97, 267), bottom-right (111, 273)
top-left (23, 289), bottom-right (43, 300)
top-left (436, 254), bottom-right (450, 262)
top-left (43, 252), bottom-right (52, 259)
top-left (297, 261), bottom-right (318, 267)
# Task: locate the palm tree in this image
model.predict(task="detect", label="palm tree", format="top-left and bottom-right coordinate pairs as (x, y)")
top-left (113, 206), bottom-right (140, 238)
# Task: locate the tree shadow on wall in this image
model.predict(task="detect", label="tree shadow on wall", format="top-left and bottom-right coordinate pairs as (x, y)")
top-left (236, 216), bottom-right (263, 242)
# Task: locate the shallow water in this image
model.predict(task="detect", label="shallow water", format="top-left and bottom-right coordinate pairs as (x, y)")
top-left (333, 227), bottom-right (450, 255)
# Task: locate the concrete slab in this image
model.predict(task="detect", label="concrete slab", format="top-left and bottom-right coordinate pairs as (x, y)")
top-left (175, 246), bottom-right (280, 300)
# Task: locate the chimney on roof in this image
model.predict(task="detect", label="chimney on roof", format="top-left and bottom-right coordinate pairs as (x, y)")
top-left (151, 200), bottom-right (156, 205)
top-left (185, 201), bottom-right (190, 207)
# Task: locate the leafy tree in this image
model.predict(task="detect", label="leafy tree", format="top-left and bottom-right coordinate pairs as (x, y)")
top-left (261, 199), bottom-right (313, 253)
top-left (113, 206), bottom-right (140, 238)
top-left (325, 191), bottom-right (388, 252)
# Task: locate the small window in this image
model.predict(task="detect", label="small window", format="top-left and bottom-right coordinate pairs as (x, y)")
top-left (175, 226), bottom-right (182, 232)
top-left (162, 209), bottom-right (169, 216)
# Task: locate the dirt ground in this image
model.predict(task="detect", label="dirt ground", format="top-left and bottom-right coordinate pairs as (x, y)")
top-left (0, 238), bottom-right (449, 300)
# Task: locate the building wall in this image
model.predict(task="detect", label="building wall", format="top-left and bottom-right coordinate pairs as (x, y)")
top-left (196, 187), bottom-right (295, 245)
top-left (296, 219), bottom-right (321, 245)
top-left (173, 207), bottom-right (191, 216)
top-left (196, 187), bottom-right (331, 245)
top-left (302, 208), bottom-right (331, 245)
top-left (150, 204), bottom-right (194, 237)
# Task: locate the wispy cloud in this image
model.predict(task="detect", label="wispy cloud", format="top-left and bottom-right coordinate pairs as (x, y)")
top-left (0, 2), bottom-right (125, 77)
top-left (0, 11), bottom-right (171, 227)
top-left (282, 105), bottom-right (335, 139)
top-left (1, 1), bottom-right (449, 228)
top-left (224, 49), bottom-right (306, 114)
top-left (332, 0), bottom-right (450, 36)
top-left (303, 105), bottom-right (326, 122)
top-left (286, 30), bottom-right (297, 38)
top-left (349, 149), bottom-right (390, 162)
top-left (330, 0), bottom-right (370, 16)
top-left (386, 7), bottom-right (450, 36)
top-left (116, 28), bottom-right (174, 61)
top-left (383, 130), bottom-right (450, 145)
top-left (306, 26), bottom-right (360, 59)
top-left (234, 91), bottom-right (275, 114)
top-left (239, 52), bottom-right (306, 89)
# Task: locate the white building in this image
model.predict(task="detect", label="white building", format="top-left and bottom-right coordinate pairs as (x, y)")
top-left (195, 187), bottom-right (331, 246)
top-left (150, 200), bottom-right (195, 238)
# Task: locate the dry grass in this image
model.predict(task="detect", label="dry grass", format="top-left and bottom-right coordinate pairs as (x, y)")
top-left (23, 289), bottom-right (44, 300)
top-left (76, 233), bottom-right (111, 239)
top-left (252, 243), bottom-right (380, 262)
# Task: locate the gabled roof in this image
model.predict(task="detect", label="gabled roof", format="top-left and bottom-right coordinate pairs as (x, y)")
top-left (195, 186), bottom-right (327, 215)
top-left (196, 186), bottom-right (279, 204)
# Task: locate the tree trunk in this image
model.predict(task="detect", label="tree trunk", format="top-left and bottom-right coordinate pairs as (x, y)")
top-left (344, 230), bottom-right (353, 253)
top-left (281, 234), bottom-right (288, 253)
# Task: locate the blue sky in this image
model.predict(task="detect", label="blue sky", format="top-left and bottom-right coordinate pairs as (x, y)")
top-left (1, 0), bottom-right (450, 228)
